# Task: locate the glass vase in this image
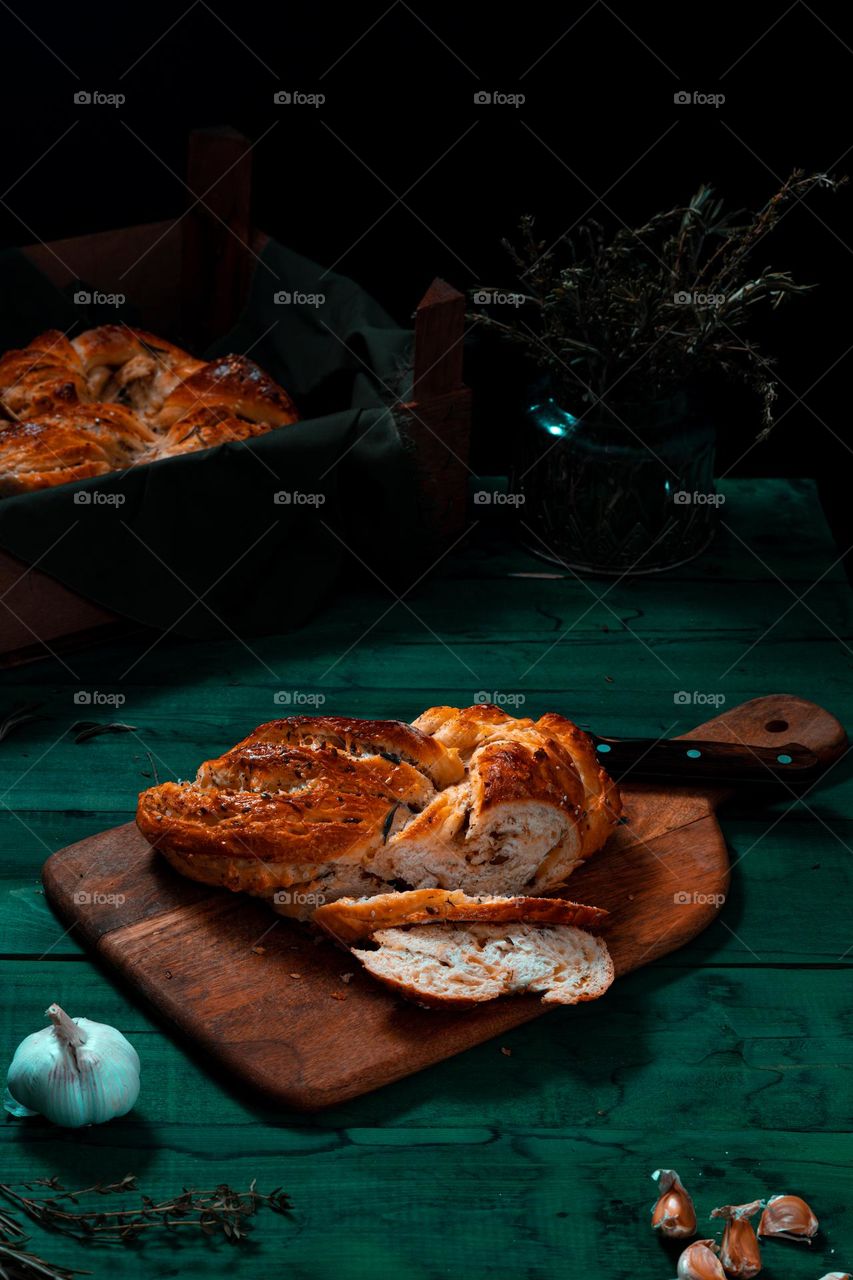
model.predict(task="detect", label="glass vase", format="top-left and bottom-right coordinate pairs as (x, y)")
top-left (513, 389), bottom-right (720, 575)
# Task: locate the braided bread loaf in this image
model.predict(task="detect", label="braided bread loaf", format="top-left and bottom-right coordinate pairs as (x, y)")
top-left (0, 326), bottom-right (298, 495)
top-left (136, 705), bottom-right (622, 920)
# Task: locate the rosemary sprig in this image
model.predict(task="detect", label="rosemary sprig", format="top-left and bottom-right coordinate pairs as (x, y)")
top-left (0, 1177), bottom-right (291, 1245)
top-left (0, 1198), bottom-right (87, 1280)
top-left (471, 170), bottom-right (846, 435)
top-left (0, 1237), bottom-right (87, 1280)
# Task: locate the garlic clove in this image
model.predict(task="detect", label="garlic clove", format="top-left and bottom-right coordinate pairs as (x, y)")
top-left (710, 1201), bottom-right (762, 1279)
top-left (756, 1193), bottom-right (818, 1243)
top-left (676, 1240), bottom-right (727, 1279)
top-left (5, 1003), bottom-right (140, 1128)
top-left (652, 1168), bottom-right (697, 1239)
top-left (817, 1273), bottom-right (851, 1279)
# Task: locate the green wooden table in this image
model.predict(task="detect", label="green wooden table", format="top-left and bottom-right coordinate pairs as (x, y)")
top-left (1, 477), bottom-right (851, 1279)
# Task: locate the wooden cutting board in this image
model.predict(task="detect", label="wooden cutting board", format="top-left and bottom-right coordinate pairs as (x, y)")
top-left (42, 695), bottom-right (845, 1110)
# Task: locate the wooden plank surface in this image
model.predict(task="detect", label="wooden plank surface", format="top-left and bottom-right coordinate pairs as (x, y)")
top-left (38, 694), bottom-right (844, 1107)
top-left (1, 478), bottom-right (852, 1277)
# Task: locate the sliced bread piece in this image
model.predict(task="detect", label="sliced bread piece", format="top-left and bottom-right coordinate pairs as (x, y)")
top-left (352, 921), bottom-right (614, 1008)
top-left (313, 887), bottom-right (608, 945)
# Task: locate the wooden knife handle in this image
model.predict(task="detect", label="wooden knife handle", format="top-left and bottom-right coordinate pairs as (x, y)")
top-left (592, 695), bottom-right (847, 791)
top-left (591, 735), bottom-right (821, 784)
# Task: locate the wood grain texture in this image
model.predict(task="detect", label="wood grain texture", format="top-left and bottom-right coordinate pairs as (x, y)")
top-left (180, 127), bottom-right (253, 348)
top-left (41, 695), bottom-right (844, 1109)
top-left (402, 276), bottom-right (472, 544)
top-left (0, 547), bottom-right (119, 660)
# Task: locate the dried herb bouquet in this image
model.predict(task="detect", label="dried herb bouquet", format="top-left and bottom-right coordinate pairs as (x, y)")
top-left (471, 170), bottom-right (844, 435)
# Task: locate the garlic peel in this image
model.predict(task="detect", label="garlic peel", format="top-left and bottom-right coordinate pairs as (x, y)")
top-left (756, 1192), bottom-right (818, 1242)
top-left (5, 1003), bottom-right (140, 1128)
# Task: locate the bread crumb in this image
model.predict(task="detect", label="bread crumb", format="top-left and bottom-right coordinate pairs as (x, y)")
top-left (331, 991), bottom-right (347, 1001)
top-left (340, 972), bottom-right (354, 984)
top-left (289, 972), bottom-right (302, 979)
top-left (500, 1046), bottom-right (512, 1057)
top-left (252, 945), bottom-right (266, 955)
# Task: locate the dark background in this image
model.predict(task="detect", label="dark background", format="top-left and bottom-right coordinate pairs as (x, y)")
top-left (0, 0), bottom-right (850, 545)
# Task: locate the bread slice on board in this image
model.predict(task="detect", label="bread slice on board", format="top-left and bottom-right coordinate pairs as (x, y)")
top-left (313, 887), bottom-right (608, 944)
top-left (353, 922), bottom-right (614, 1008)
top-left (315, 888), bottom-right (614, 1009)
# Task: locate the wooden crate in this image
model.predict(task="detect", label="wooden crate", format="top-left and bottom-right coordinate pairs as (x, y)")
top-left (1, 127), bottom-right (471, 666)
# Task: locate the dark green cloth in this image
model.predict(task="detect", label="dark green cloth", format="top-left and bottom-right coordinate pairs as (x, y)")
top-left (0, 242), bottom-right (415, 637)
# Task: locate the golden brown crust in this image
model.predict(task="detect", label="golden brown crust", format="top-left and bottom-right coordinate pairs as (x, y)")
top-left (137, 706), bottom-right (621, 914)
top-left (0, 426), bottom-right (109, 494)
top-left (71, 325), bottom-right (201, 374)
top-left (0, 331), bottom-right (88, 419)
top-left (313, 888), bottom-right (608, 944)
top-left (535, 712), bottom-right (623, 854)
top-left (413, 704), bottom-right (622, 861)
top-left (246, 716), bottom-right (464, 788)
top-left (0, 327), bottom-right (298, 496)
top-left (0, 404), bottom-right (158, 495)
top-left (151, 409), bottom-right (269, 458)
top-left (135, 721), bottom-right (445, 902)
top-left (154, 354), bottom-right (299, 429)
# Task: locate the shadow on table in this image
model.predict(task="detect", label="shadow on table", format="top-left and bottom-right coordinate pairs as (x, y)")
top-left (5, 1112), bottom-right (159, 1182)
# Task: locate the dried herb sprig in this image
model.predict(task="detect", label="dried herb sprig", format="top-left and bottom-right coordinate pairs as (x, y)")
top-left (0, 1197), bottom-right (86, 1280)
top-left (0, 703), bottom-right (43, 743)
top-left (471, 170), bottom-right (846, 436)
top-left (0, 1237), bottom-right (86, 1280)
top-left (0, 1176), bottom-right (290, 1245)
top-left (0, 1176), bottom-right (291, 1276)
top-left (70, 722), bottom-right (138, 745)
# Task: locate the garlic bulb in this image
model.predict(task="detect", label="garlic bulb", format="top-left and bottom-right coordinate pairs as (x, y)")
top-left (651, 1168), bottom-right (697, 1238)
top-left (757, 1193), bottom-right (819, 1242)
top-left (676, 1240), bottom-right (726, 1279)
top-left (4, 1004), bottom-right (140, 1127)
